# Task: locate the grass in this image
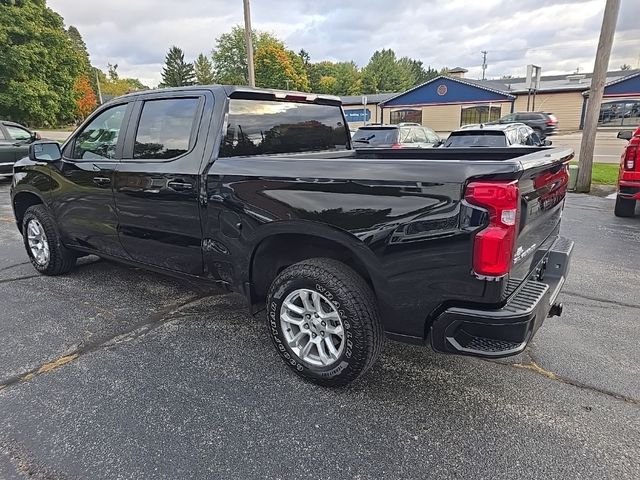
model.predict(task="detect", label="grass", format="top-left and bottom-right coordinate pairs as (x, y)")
top-left (570, 161), bottom-right (619, 185)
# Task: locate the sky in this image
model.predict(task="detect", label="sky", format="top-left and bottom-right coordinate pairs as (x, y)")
top-left (48, 0), bottom-right (640, 88)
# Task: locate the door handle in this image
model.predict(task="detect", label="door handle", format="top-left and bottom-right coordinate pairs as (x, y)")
top-left (93, 176), bottom-right (111, 186)
top-left (167, 181), bottom-right (193, 191)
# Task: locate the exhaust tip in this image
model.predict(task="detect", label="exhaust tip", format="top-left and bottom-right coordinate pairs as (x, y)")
top-left (549, 302), bottom-right (563, 318)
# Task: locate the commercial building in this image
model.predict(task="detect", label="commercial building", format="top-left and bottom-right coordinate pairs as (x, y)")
top-left (341, 68), bottom-right (640, 134)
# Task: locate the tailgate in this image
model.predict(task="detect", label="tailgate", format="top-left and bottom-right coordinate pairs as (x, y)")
top-left (509, 149), bottom-right (572, 287)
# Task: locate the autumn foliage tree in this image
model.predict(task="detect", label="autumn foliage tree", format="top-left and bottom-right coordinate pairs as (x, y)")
top-left (254, 42), bottom-right (309, 91)
top-left (73, 75), bottom-right (97, 120)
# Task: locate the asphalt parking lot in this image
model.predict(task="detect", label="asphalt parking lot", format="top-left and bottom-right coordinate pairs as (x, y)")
top-left (0, 179), bottom-right (639, 479)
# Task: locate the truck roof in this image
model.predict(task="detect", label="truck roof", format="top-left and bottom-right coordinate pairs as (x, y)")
top-left (106, 85), bottom-right (342, 106)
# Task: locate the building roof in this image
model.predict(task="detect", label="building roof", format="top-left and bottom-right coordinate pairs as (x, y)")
top-left (339, 93), bottom-right (399, 105)
top-left (380, 75), bottom-right (516, 107)
top-left (448, 67), bottom-right (468, 73)
top-left (471, 69), bottom-right (640, 94)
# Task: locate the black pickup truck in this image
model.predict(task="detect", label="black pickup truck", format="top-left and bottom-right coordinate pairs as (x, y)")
top-left (10, 86), bottom-right (574, 386)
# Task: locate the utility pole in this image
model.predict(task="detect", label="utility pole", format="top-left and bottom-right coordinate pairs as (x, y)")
top-left (243, 0), bottom-right (255, 87)
top-left (95, 69), bottom-right (103, 105)
top-left (481, 50), bottom-right (488, 80)
top-left (576, 0), bottom-right (620, 192)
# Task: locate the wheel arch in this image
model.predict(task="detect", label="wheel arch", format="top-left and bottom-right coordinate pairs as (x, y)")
top-left (12, 190), bottom-right (46, 233)
top-left (247, 223), bottom-right (384, 309)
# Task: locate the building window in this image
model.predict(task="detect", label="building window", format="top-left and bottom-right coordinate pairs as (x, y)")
top-left (598, 100), bottom-right (640, 127)
top-left (460, 105), bottom-right (502, 126)
top-left (390, 109), bottom-right (422, 124)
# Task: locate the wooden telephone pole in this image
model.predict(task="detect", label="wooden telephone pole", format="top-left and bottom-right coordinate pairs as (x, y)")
top-left (576, 0), bottom-right (621, 192)
top-left (243, 0), bottom-right (255, 87)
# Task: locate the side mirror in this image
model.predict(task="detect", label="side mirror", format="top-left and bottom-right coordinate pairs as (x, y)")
top-left (617, 130), bottom-right (633, 141)
top-left (544, 139), bottom-right (552, 146)
top-left (29, 141), bottom-right (61, 162)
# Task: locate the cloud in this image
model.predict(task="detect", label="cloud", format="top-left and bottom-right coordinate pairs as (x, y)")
top-left (48, 0), bottom-right (640, 87)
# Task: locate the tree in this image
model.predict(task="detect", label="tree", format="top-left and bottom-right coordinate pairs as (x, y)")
top-left (397, 57), bottom-right (438, 86)
top-left (620, 63), bottom-right (631, 71)
top-left (0, 0), bottom-right (83, 125)
top-left (254, 43), bottom-right (309, 91)
top-left (160, 46), bottom-right (195, 87)
top-left (333, 61), bottom-right (362, 95)
top-left (194, 53), bottom-right (215, 85)
top-left (361, 49), bottom-right (414, 93)
top-left (212, 26), bottom-right (282, 85)
top-left (96, 64), bottom-right (148, 97)
top-left (73, 75), bottom-right (97, 120)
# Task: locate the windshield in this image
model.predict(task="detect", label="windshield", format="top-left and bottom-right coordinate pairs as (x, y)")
top-left (443, 131), bottom-right (507, 147)
top-left (352, 128), bottom-right (399, 146)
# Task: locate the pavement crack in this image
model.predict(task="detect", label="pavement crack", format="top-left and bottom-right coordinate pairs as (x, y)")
top-left (562, 290), bottom-right (640, 310)
top-left (0, 293), bottom-right (215, 392)
top-left (490, 350), bottom-right (640, 407)
top-left (0, 274), bottom-right (42, 284)
top-left (0, 261), bottom-right (31, 273)
top-left (0, 440), bottom-right (72, 480)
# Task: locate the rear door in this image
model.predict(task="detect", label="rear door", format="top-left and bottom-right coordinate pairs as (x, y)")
top-left (113, 92), bottom-right (209, 275)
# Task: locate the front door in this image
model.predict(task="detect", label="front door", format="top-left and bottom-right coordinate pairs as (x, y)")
top-left (50, 102), bottom-right (132, 257)
top-left (0, 123), bottom-right (31, 175)
top-left (114, 94), bottom-right (207, 275)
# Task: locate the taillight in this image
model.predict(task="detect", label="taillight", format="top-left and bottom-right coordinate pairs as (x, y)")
top-left (546, 119), bottom-right (555, 125)
top-left (623, 144), bottom-right (637, 170)
top-left (464, 181), bottom-right (520, 277)
top-left (391, 143), bottom-right (402, 149)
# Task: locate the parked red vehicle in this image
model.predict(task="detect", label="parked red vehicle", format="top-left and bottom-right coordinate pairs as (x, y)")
top-left (615, 126), bottom-right (640, 217)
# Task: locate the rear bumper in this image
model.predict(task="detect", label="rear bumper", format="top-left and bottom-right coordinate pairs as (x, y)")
top-left (430, 236), bottom-right (573, 358)
top-left (618, 182), bottom-right (640, 200)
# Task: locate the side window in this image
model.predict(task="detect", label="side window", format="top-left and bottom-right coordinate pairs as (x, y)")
top-left (398, 128), bottom-right (412, 143)
top-left (413, 128), bottom-right (428, 143)
top-left (133, 98), bottom-right (200, 160)
top-left (72, 104), bottom-right (128, 160)
top-left (502, 113), bottom-right (516, 122)
top-left (505, 129), bottom-right (519, 145)
top-left (5, 125), bottom-right (32, 141)
top-left (424, 128), bottom-right (439, 143)
top-left (518, 127), bottom-right (532, 145)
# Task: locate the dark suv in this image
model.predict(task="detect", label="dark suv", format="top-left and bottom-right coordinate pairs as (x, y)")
top-left (352, 123), bottom-right (441, 149)
top-left (491, 112), bottom-right (558, 138)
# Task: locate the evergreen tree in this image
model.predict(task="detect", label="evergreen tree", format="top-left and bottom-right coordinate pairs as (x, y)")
top-left (160, 46), bottom-right (195, 87)
top-left (194, 53), bottom-right (215, 85)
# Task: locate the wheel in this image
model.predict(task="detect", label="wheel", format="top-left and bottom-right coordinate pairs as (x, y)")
top-left (614, 196), bottom-right (636, 217)
top-left (266, 258), bottom-right (383, 387)
top-left (22, 205), bottom-right (76, 275)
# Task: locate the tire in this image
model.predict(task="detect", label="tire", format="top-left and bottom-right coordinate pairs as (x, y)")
top-left (22, 205), bottom-right (76, 275)
top-left (266, 258), bottom-right (383, 387)
top-left (614, 196), bottom-right (636, 217)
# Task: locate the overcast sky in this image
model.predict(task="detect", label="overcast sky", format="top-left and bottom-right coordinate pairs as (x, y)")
top-left (48, 0), bottom-right (640, 87)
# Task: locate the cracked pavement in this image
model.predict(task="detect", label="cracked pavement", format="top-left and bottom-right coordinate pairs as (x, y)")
top-left (0, 179), bottom-right (639, 479)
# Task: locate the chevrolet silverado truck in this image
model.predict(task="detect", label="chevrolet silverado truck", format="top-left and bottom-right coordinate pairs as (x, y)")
top-left (11, 86), bottom-right (574, 386)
